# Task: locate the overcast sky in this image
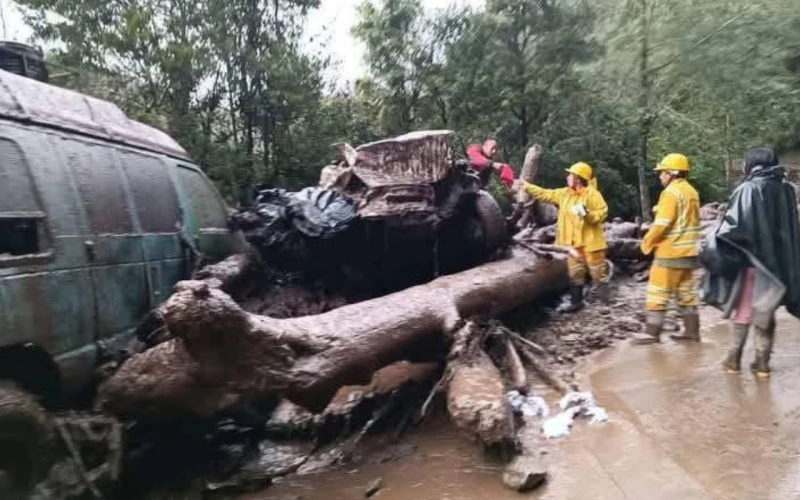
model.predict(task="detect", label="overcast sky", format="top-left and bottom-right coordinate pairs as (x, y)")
top-left (1, 0), bottom-right (482, 84)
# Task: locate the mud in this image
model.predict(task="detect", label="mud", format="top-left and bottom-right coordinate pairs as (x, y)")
top-left (504, 277), bottom-right (649, 388)
top-left (239, 282), bottom-right (351, 319)
top-left (250, 306), bottom-right (800, 500)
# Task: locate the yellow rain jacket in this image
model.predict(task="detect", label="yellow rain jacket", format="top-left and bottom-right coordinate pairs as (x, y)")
top-left (523, 182), bottom-right (608, 252)
top-left (641, 178), bottom-right (701, 259)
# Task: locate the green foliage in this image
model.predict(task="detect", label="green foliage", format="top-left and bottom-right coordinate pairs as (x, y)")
top-left (16, 0), bottom-right (800, 218)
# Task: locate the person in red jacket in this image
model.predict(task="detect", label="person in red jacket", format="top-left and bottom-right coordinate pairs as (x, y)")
top-left (466, 139), bottom-right (514, 188)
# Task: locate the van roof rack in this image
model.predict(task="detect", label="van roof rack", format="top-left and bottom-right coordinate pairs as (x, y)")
top-left (0, 69), bottom-right (190, 160)
top-left (0, 41), bottom-right (49, 83)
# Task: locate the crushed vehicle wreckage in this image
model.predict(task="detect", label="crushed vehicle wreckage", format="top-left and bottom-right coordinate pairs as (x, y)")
top-left (229, 130), bottom-right (509, 296)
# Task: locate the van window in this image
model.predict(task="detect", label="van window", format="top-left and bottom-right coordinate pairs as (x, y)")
top-left (177, 167), bottom-right (228, 229)
top-left (0, 138), bottom-right (49, 258)
top-left (120, 152), bottom-right (180, 233)
top-left (65, 142), bottom-right (133, 234)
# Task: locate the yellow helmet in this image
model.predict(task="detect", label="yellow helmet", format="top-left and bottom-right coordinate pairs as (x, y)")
top-left (565, 162), bottom-right (593, 181)
top-left (655, 153), bottom-right (690, 172)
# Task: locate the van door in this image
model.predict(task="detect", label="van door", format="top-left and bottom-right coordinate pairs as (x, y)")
top-left (60, 137), bottom-right (150, 343)
top-left (173, 164), bottom-right (242, 259)
top-left (116, 150), bottom-right (184, 307)
top-left (0, 126), bottom-right (97, 393)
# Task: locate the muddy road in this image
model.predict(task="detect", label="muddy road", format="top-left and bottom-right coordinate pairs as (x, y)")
top-left (248, 307), bottom-right (800, 500)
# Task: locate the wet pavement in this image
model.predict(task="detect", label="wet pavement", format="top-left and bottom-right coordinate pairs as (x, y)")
top-left (245, 308), bottom-right (800, 500)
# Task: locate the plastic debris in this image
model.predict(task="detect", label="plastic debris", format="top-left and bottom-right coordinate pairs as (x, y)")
top-left (541, 391), bottom-right (608, 439)
top-left (254, 187), bottom-right (357, 239)
top-left (521, 396), bottom-right (550, 418)
top-left (586, 406), bottom-right (608, 425)
top-left (507, 390), bottom-right (525, 410)
top-left (559, 391), bottom-right (595, 412)
top-left (542, 407), bottom-right (580, 439)
top-left (507, 391), bottom-right (550, 418)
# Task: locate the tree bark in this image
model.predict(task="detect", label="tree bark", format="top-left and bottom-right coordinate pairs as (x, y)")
top-left (100, 254), bottom-right (568, 419)
top-left (447, 345), bottom-right (513, 447)
top-left (509, 144), bottom-right (546, 230)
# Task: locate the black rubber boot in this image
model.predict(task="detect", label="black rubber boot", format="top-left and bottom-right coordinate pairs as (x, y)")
top-left (751, 322), bottom-right (775, 378)
top-left (722, 323), bottom-right (749, 374)
top-left (559, 285), bottom-right (584, 313)
top-left (671, 312), bottom-right (701, 342)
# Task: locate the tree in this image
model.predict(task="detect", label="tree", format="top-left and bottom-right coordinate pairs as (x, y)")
top-left (352, 0), bottom-right (439, 135)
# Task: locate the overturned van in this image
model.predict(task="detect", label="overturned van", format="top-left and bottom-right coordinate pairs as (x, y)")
top-left (0, 68), bottom-right (242, 409)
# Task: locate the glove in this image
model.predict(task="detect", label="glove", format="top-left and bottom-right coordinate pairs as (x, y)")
top-left (498, 164), bottom-right (515, 189)
top-left (571, 203), bottom-right (587, 218)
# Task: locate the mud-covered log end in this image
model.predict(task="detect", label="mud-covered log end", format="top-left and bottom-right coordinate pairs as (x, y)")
top-left (97, 339), bottom-right (243, 418)
top-left (446, 347), bottom-right (514, 449)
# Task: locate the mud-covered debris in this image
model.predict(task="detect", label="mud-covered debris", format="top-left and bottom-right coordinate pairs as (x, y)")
top-left (368, 444), bottom-right (417, 465)
top-left (365, 477), bottom-right (384, 497)
top-left (559, 391), bottom-right (595, 412)
top-left (586, 406), bottom-right (609, 424)
top-left (204, 440), bottom-right (313, 494)
top-left (542, 391), bottom-right (608, 439)
top-left (542, 409), bottom-right (577, 439)
top-left (502, 456), bottom-right (548, 492)
top-left (507, 391), bottom-right (549, 418)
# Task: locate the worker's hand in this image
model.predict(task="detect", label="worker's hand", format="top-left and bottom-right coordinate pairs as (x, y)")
top-left (498, 165), bottom-right (515, 189)
top-left (512, 179), bottom-right (525, 193)
top-left (571, 203), bottom-right (587, 218)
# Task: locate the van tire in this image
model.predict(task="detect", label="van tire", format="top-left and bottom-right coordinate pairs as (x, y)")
top-left (0, 385), bottom-right (53, 499)
top-left (473, 191), bottom-right (508, 252)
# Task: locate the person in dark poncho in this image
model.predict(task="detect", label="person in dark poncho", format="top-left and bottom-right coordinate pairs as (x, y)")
top-left (701, 146), bottom-right (800, 378)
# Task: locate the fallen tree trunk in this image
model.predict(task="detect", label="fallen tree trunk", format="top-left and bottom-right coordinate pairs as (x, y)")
top-left (446, 347), bottom-right (512, 448)
top-left (134, 253), bottom-right (259, 347)
top-left (100, 254), bottom-right (568, 419)
top-left (443, 321), bottom-right (514, 448)
top-left (193, 253), bottom-right (257, 296)
top-left (514, 229), bottom-right (647, 263)
top-left (603, 221), bottom-right (642, 240)
top-left (606, 238), bottom-right (647, 261)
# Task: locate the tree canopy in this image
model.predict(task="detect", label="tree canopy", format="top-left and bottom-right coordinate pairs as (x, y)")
top-left (15, 0), bottom-right (800, 216)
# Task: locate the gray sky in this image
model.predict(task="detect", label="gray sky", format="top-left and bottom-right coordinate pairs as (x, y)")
top-left (1, 0), bottom-right (481, 84)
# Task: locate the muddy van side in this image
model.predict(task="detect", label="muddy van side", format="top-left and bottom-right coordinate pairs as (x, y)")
top-left (0, 70), bottom-right (241, 407)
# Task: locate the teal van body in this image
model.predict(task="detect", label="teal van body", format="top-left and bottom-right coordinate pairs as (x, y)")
top-left (0, 69), bottom-right (241, 402)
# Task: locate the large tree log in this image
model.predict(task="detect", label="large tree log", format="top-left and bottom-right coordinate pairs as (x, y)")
top-left (193, 253), bottom-right (256, 296)
top-left (606, 238), bottom-right (648, 261)
top-left (447, 347), bottom-right (512, 447)
top-left (134, 253), bottom-right (261, 347)
top-left (100, 254), bottom-right (568, 418)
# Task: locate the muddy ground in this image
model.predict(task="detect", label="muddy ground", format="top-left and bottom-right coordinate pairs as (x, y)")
top-left (33, 269), bottom-right (654, 500)
top-left (136, 276), bottom-right (653, 500)
top-left (251, 303), bottom-right (800, 500)
top-left (225, 278), bottom-right (653, 500)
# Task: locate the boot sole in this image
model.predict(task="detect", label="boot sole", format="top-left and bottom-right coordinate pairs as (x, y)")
top-left (670, 336), bottom-right (700, 342)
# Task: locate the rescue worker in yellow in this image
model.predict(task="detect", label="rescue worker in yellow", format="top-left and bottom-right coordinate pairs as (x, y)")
top-left (514, 162), bottom-right (609, 312)
top-left (633, 153), bottom-right (702, 344)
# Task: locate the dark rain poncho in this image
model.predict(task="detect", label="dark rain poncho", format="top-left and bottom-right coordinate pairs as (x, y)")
top-left (701, 165), bottom-right (800, 326)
